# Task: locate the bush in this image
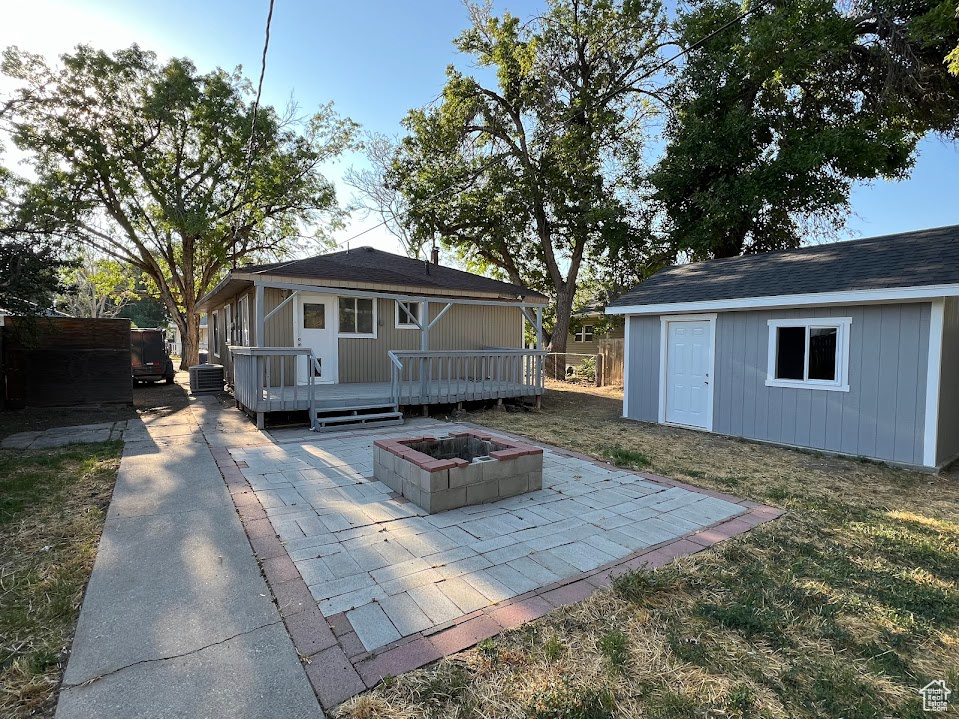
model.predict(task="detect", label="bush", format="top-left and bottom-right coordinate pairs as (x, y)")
top-left (576, 356), bottom-right (597, 383)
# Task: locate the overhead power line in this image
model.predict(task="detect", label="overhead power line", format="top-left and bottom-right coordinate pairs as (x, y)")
top-left (329, 0), bottom-right (766, 253)
top-left (232, 0), bottom-right (276, 269)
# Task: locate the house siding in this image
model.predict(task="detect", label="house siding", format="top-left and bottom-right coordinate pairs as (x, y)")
top-left (625, 315), bottom-right (660, 422)
top-left (565, 324), bottom-right (625, 357)
top-left (624, 303), bottom-right (932, 466)
top-left (936, 297), bottom-right (959, 464)
top-left (338, 300), bottom-right (523, 383)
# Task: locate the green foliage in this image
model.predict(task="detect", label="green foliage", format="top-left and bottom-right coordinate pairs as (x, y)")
top-left (576, 355), bottom-right (597, 382)
top-left (598, 628), bottom-right (629, 670)
top-left (391, 0), bottom-right (668, 351)
top-left (527, 682), bottom-right (615, 719)
top-left (602, 444), bottom-right (651, 468)
top-left (57, 251), bottom-right (136, 318)
top-left (0, 44), bottom-right (357, 364)
top-left (649, 0), bottom-right (959, 259)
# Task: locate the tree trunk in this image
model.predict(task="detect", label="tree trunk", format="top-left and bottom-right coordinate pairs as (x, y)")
top-left (547, 285), bottom-right (576, 379)
top-left (181, 312), bottom-right (200, 370)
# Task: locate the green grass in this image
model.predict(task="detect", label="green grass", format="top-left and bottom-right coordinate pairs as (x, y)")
top-left (0, 442), bottom-right (121, 718)
top-left (336, 382), bottom-right (959, 719)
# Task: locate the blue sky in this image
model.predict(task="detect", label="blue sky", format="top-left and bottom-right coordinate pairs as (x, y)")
top-left (2, 0), bottom-right (956, 253)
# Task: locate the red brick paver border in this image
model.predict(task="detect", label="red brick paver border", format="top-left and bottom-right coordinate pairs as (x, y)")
top-left (212, 429), bottom-right (784, 710)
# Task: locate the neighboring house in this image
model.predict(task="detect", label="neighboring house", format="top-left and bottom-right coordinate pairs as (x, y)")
top-left (565, 307), bottom-right (625, 356)
top-left (196, 247), bottom-right (548, 429)
top-left (607, 225), bottom-right (959, 470)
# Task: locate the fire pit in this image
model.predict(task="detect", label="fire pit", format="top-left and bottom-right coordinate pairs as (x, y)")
top-left (373, 431), bottom-right (543, 513)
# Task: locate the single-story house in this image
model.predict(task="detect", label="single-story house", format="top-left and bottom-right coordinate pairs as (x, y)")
top-left (196, 247), bottom-right (548, 429)
top-left (565, 307), bottom-right (625, 356)
top-left (606, 224), bottom-right (959, 470)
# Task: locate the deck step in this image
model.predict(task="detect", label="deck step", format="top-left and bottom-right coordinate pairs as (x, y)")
top-left (312, 410), bottom-right (404, 432)
top-left (314, 403), bottom-right (397, 416)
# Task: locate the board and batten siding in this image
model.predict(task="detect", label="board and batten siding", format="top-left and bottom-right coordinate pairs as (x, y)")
top-left (624, 303), bottom-right (933, 467)
top-left (711, 304), bottom-right (931, 466)
top-left (338, 299), bottom-right (524, 383)
top-left (624, 315), bottom-right (660, 422)
top-left (936, 297), bottom-right (959, 464)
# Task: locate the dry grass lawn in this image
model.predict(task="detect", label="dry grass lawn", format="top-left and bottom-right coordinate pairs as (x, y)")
top-left (338, 381), bottom-right (959, 719)
top-left (0, 443), bottom-right (121, 718)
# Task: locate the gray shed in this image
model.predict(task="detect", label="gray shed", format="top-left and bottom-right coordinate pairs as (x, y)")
top-left (606, 224), bottom-right (959, 470)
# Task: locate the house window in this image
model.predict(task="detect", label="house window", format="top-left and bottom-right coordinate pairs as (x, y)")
top-left (238, 295), bottom-right (250, 346)
top-left (225, 304), bottom-right (233, 346)
top-left (574, 325), bottom-right (594, 342)
top-left (396, 301), bottom-right (423, 329)
top-left (338, 297), bottom-right (376, 336)
top-left (766, 318), bottom-right (851, 391)
top-left (211, 310), bottom-right (220, 357)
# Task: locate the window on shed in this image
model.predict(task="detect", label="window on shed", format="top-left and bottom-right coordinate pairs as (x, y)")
top-left (767, 318), bottom-right (849, 391)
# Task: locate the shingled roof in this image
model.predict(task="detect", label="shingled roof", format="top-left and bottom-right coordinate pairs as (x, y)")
top-left (608, 225), bottom-right (959, 310)
top-left (235, 246), bottom-right (544, 300)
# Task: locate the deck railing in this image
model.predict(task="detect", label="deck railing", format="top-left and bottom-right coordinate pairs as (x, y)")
top-left (387, 348), bottom-right (546, 407)
top-left (231, 347), bottom-right (318, 428)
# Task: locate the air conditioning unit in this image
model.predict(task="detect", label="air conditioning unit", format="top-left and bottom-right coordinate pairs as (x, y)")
top-left (189, 364), bottom-right (224, 394)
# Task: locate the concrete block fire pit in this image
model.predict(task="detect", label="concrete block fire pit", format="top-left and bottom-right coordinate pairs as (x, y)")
top-left (373, 431), bottom-right (543, 513)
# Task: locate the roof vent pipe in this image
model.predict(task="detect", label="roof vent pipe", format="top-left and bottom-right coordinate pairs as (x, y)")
top-left (431, 246), bottom-right (440, 265)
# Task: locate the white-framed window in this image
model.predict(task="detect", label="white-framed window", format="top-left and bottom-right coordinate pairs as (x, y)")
top-left (211, 310), bottom-right (220, 357)
top-left (574, 325), bottom-right (594, 342)
top-left (238, 295), bottom-right (250, 346)
top-left (766, 317), bottom-right (851, 392)
top-left (338, 297), bottom-right (376, 337)
top-left (225, 303), bottom-right (233, 346)
top-left (395, 300), bottom-right (423, 329)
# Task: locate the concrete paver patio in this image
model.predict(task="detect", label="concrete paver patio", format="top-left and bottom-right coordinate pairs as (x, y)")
top-left (233, 420), bottom-right (749, 654)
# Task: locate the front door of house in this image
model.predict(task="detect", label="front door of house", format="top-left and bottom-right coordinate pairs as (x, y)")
top-left (294, 293), bottom-right (337, 384)
top-left (664, 319), bottom-right (712, 429)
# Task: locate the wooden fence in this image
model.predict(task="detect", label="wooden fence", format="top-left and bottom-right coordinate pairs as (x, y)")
top-left (596, 337), bottom-right (624, 387)
top-left (1, 317), bottom-right (133, 409)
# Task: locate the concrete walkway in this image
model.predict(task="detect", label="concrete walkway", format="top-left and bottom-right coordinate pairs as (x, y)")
top-left (56, 393), bottom-right (324, 719)
top-left (1, 420), bottom-right (128, 449)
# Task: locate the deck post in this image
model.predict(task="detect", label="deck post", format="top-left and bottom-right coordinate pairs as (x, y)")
top-left (254, 283), bottom-right (265, 347)
top-left (419, 303), bottom-right (430, 404)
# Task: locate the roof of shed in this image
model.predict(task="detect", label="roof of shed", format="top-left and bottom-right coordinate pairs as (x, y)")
top-left (608, 224), bottom-right (959, 309)
top-left (234, 247), bottom-right (544, 299)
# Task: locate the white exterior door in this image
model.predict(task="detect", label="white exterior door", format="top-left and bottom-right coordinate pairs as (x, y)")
top-left (294, 293), bottom-right (338, 384)
top-left (664, 319), bottom-right (712, 429)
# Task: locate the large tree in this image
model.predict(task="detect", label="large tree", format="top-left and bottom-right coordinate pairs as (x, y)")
top-left (391, 0), bottom-right (667, 353)
top-left (0, 44), bottom-right (356, 367)
top-left (0, 160), bottom-right (68, 314)
top-left (649, 0), bottom-right (959, 260)
top-left (344, 132), bottom-right (428, 259)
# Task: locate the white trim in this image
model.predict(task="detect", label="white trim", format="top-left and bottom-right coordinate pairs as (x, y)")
top-left (239, 295), bottom-right (250, 346)
top-left (225, 303), bottom-right (233, 346)
top-left (923, 298), bottom-right (945, 467)
top-left (605, 283), bottom-right (959, 316)
top-left (573, 324), bottom-right (594, 342)
top-left (659, 314), bottom-right (716, 431)
top-left (212, 309), bottom-right (220, 358)
top-left (395, 300), bottom-right (424, 330)
top-left (764, 317), bottom-right (851, 392)
top-left (337, 295), bottom-right (378, 338)
top-left (622, 317), bottom-right (631, 418)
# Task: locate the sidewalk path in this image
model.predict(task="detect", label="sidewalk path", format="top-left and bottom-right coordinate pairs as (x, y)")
top-left (56, 392), bottom-right (324, 719)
